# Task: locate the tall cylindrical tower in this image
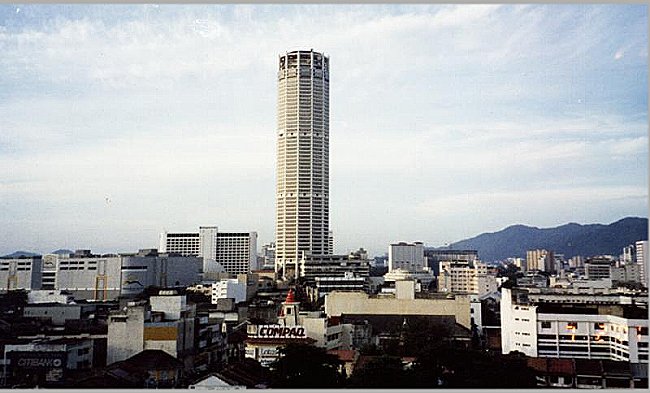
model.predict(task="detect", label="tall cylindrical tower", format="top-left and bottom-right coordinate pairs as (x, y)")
top-left (275, 49), bottom-right (329, 279)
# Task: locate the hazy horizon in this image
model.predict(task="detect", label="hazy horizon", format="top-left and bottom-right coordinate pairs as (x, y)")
top-left (1, 4), bottom-right (647, 257)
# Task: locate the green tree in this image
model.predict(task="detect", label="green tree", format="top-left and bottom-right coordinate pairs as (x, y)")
top-left (269, 343), bottom-right (344, 388)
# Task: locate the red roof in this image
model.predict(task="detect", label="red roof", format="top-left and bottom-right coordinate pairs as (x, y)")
top-left (547, 358), bottom-right (575, 376)
top-left (527, 358), bottom-right (548, 372)
top-left (327, 349), bottom-right (357, 363)
top-left (284, 289), bottom-right (296, 303)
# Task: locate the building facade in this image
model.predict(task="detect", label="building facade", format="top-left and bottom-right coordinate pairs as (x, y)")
top-left (500, 287), bottom-right (648, 364)
top-left (275, 49), bottom-right (330, 279)
top-left (636, 240), bottom-right (648, 286)
top-left (388, 242), bottom-right (425, 272)
top-left (527, 249), bottom-right (555, 272)
top-left (0, 256), bottom-right (42, 291)
top-left (211, 279), bottom-right (246, 304)
top-left (299, 248), bottom-right (370, 286)
top-left (424, 249), bottom-right (478, 275)
top-left (160, 227), bottom-right (257, 275)
top-left (37, 249), bottom-right (202, 300)
top-left (438, 260), bottom-right (497, 296)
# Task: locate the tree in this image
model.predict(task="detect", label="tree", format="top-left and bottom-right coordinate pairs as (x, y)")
top-left (348, 355), bottom-right (411, 388)
top-left (269, 343), bottom-right (344, 388)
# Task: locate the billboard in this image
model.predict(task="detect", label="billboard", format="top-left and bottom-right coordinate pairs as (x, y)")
top-left (247, 324), bottom-right (307, 339)
top-left (8, 351), bottom-right (67, 383)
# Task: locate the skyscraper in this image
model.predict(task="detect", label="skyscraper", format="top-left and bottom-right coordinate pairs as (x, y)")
top-left (275, 50), bottom-right (329, 279)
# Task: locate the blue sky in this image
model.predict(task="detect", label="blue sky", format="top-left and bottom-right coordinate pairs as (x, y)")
top-left (0, 4), bottom-right (647, 257)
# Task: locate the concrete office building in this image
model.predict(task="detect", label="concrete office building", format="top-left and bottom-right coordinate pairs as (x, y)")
top-left (0, 256), bottom-right (42, 291)
top-left (107, 292), bottom-right (196, 368)
top-left (384, 242), bottom-right (434, 290)
top-left (611, 263), bottom-right (643, 284)
top-left (325, 280), bottom-right (473, 330)
top-left (424, 249), bottom-right (478, 275)
top-left (261, 242), bottom-right (276, 270)
top-left (160, 227), bottom-right (257, 275)
top-left (37, 249), bottom-right (202, 300)
top-left (211, 279), bottom-right (246, 304)
top-left (120, 250), bottom-right (203, 297)
top-left (438, 260), bottom-right (497, 296)
top-left (584, 256), bottom-right (615, 281)
top-left (501, 287), bottom-right (648, 363)
top-left (388, 242), bottom-right (425, 272)
top-left (527, 249), bottom-right (555, 272)
top-left (299, 248), bottom-right (370, 286)
top-left (275, 49), bottom-right (330, 279)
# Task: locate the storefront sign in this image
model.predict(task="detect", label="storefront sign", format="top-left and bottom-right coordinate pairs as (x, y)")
top-left (248, 324), bottom-right (306, 339)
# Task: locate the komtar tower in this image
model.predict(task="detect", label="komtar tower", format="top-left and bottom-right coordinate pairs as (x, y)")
top-left (275, 49), bottom-right (331, 279)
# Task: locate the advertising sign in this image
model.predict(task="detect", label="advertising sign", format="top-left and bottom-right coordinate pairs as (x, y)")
top-left (8, 351), bottom-right (67, 383)
top-left (248, 325), bottom-right (307, 339)
top-left (260, 347), bottom-right (279, 357)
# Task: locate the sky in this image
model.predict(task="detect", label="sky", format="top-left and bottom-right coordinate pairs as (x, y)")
top-left (0, 4), bottom-right (647, 257)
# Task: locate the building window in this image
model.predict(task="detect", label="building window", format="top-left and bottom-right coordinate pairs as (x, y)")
top-left (542, 322), bottom-right (551, 329)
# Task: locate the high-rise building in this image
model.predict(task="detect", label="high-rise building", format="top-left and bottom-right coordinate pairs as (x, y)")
top-left (636, 240), bottom-right (648, 286)
top-left (526, 249), bottom-right (555, 272)
top-left (275, 49), bottom-right (330, 279)
top-left (160, 226), bottom-right (257, 275)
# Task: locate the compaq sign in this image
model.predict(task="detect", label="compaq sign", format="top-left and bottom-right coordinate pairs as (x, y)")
top-left (255, 325), bottom-right (306, 339)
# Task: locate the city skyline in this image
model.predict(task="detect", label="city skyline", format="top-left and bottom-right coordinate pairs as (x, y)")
top-left (0, 4), bottom-right (647, 257)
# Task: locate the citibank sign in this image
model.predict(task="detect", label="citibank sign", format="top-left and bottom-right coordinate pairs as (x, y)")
top-left (250, 325), bottom-right (306, 339)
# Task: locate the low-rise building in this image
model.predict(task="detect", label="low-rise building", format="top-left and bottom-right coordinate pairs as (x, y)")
top-left (106, 291), bottom-right (196, 369)
top-left (39, 249), bottom-right (202, 300)
top-left (4, 337), bottom-right (94, 386)
top-left (501, 287), bottom-right (648, 363)
top-left (0, 256), bottom-right (42, 291)
top-left (584, 256), bottom-right (616, 281)
top-left (437, 260), bottom-right (497, 296)
top-left (325, 280), bottom-right (473, 330)
top-left (299, 249), bottom-right (370, 292)
top-left (211, 279), bottom-right (246, 304)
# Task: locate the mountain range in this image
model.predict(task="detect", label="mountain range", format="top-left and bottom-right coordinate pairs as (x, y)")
top-left (3, 218), bottom-right (648, 262)
top-left (446, 217), bottom-right (648, 262)
top-left (1, 249), bottom-right (73, 258)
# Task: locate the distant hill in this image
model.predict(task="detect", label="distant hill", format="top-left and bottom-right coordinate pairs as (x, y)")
top-left (2, 250), bottom-right (40, 258)
top-left (447, 217), bottom-right (649, 262)
top-left (52, 249), bottom-right (74, 255)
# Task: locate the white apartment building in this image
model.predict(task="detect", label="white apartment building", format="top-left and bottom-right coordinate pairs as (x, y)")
top-left (275, 50), bottom-right (330, 280)
top-left (211, 279), bottom-right (246, 304)
top-left (388, 242), bottom-right (425, 272)
top-left (437, 260), bottom-right (497, 296)
top-left (636, 240), bottom-right (648, 286)
top-left (160, 226), bottom-right (257, 275)
top-left (501, 287), bottom-right (648, 364)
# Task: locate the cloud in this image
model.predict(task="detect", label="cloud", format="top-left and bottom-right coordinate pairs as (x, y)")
top-left (0, 4), bottom-right (647, 256)
top-left (615, 49), bottom-right (625, 60)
